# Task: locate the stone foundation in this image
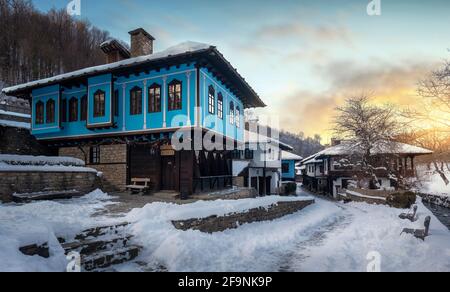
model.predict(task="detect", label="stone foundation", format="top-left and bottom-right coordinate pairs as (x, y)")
top-left (0, 171), bottom-right (100, 203)
top-left (0, 125), bottom-right (56, 156)
top-left (172, 199), bottom-right (315, 233)
top-left (59, 144), bottom-right (127, 192)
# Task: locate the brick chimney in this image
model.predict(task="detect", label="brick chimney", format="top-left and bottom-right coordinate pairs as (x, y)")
top-left (129, 28), bottom-right (155, 57)
top-left (100, 39), bottom-right (130, 64)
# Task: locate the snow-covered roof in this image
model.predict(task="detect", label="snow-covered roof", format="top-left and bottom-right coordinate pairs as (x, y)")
top-left (301, 140), bottom-right (433, 164)
top-left (2, 42), bottom-right (210, 94)
top-left (281, 151), bottom-right (303, 161)
top-left (244, 130), bottom-right (293, 151)
top-left (2, 41), bottom-right (265, 108)
top-left (0, 154), bottom-right (85, 167)
top-left (0, 119), bottom-right (30, 130)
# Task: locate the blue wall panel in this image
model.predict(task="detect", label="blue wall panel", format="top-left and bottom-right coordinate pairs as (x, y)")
top-left (30, 63), bottom-right (246, 144)
top-left (31, 85), bottom-right (60, 135)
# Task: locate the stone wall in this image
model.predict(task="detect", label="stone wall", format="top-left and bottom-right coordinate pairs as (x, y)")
top-left (59, 144), bottom-right (127, 192)
top-left (172, 199), bottom-right (315, 233)
top-left (0, 125), bottom-right (56, 156)
top-left (420, 193), bottom-right (450, 209)
top-left (0, 171), bottom-right (100, 203)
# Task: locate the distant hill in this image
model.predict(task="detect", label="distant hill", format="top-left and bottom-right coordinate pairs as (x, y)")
top-left (0, 0), bottom-right (110, 86)
top-left (279, 130), bottom-right (324, 158)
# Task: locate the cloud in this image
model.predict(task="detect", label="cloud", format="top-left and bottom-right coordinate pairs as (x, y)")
top-left (254, 22), bottom-right (354, 45)
top-left (256, 59), bottom-right (435, 142)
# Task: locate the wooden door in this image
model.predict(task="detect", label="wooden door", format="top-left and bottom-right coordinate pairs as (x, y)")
top-left (129, 144), bottom-right (161, 190)
top-left (161, 156), bottom-right (176, 190)
top-left (258, 177), bottom-right (264, 196)
top-left (265, 176), bottom-right (272, 196)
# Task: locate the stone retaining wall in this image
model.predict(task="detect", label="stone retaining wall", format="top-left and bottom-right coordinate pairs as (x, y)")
top-left (0, 171), bottom-right (101, 203)
top-left (59, 145), bottom-right (127, 192)
top-left (0, 125), bottom-right (56, 156)
top-left (172, 199), bottom-right (315, 233)
top-left (420, 193), bottom-right (450, 208)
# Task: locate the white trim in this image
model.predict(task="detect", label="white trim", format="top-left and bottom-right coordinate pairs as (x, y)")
top-left (162, 76), bottom-right (167, 127)
top-left (88, 81), bottom-right (111, 88)
top-left (35, 125), bottom-right (242, 142)
top-left (214, 84), bottom-right (218, 131)
top-left (224, 92), bottom-right (228, 137)
top-left (143, 80), bottom-right (147, 129)
top-left (195, 68), bottom-right (199, 127)
top-left (87, 80), bottom-right (113, 127)
top-left (32, 91), bottom-right (59, 98)
top-left (32, 126), bottom-right (60, 131)
top-left (203, 74), bottom-right (206, 127)
top-left (115, 69), bottom-right (195, 86)
top-left (186, 71), bottom-right (191, 126)
top-left (36, 126), bottom-right (192, 141)
top-left (122, 84), bottom-right (126, 131)
top-left (62, 89), bottom-right (86, 95)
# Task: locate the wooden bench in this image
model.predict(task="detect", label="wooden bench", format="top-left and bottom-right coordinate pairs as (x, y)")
top-left (126, 178), bottom-right (152, 195)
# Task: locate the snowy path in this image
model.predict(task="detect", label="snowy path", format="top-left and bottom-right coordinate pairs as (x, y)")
top-left (1, 188), bottom-right (450, 272)
top-left (277, 205), bottom-right (353, 272)
top-left (278, 192), bottom-right (450, 272)
top-left (112, 189), bottom-right (450, 272)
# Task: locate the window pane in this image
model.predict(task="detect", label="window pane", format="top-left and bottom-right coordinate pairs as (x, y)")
top-left (168, 81), bottom-right (182, 111)
top-left (69, 98), bottom-right (78, 122)
top-left (93, 91), bottom-right (105, 118)
top-left (46, 99), bottom-right (55, 124)
top-left (131, 88), bottom-right (142, 115)
top-left (81, 96), bottom-right (87, 121)
top-left (36, 102), bottom-right (44, 125)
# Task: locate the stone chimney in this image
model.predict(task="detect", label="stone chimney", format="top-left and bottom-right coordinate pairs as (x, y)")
top-left (129, 28), bottom-right (155, 57)
top-left (100, 39), bottom-right (130, 64)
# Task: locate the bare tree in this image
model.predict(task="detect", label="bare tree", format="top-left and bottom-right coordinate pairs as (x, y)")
top-left (0, 0), bottom-right (110, 86)
top-left (397, 129), bottom-right (450, 185)
top-left (407, 61), bottom-right (450, 130)
top-left (401, 60), bottom-right (450, 184)
top-left (333, 96), bottom-right (401, 188)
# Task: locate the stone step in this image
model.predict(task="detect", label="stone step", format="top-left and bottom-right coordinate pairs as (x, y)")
top-left (82, 245), bottom-right (141, 271)
top-left (75, 222), bottom-right (130, 241)
top-left (62, 235), bottom-right (133, 256)
top-left (13, 190), bottom-right (82, 203)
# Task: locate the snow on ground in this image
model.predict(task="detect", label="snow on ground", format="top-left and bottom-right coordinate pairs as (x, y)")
top-left (416, 165), bottom-right (450, 196)
top-left (288, 198), bottom-right (450, 272)
top-left (123, 195), bottom-right (333, 272)
top-left (120, 192), bottom-right (450, 272)
top-left (1, 187), bottom-right (450, 272)
top-left (0, 154), bottom-right (85, 167)
top-left (0, 154), bottom-right (97, 173)
top-left (0, 190), bottom-right (117, 272)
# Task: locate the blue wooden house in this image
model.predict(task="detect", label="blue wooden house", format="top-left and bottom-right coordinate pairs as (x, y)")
top-left (2, 28), bottom-right (265, 195)
top-left (281, 151), bottom-right (303, 182)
